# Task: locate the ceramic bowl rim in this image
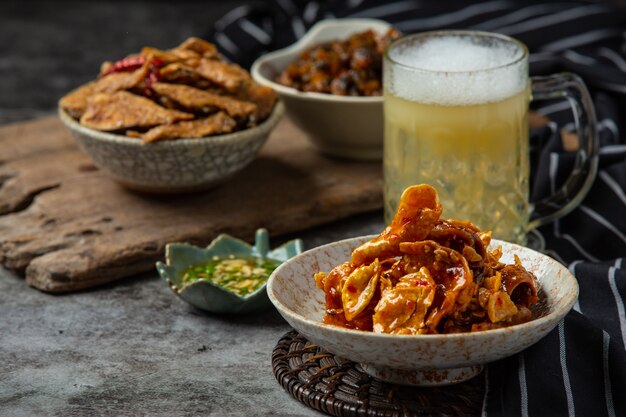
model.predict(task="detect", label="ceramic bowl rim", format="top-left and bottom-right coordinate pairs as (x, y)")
top-left (58, 100), bottom-right (285, 147)
top-left (251, 18), bottom-right (389, 104)
top-left (268, 235), bottom-right (579, 341)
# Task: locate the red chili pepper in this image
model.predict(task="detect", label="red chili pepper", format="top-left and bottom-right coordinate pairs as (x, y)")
top-left (101, 55), bottom-right (146, 77)
top-left (150, 58), bottom-right (163, 68)
top-left (144, 58), bottom-right (164, 97)
top-left (101, 55), bottom-right (164, 98)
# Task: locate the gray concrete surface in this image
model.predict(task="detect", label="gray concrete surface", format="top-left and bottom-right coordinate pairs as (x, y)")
top-left (0, 214), bottom-right (385, 417)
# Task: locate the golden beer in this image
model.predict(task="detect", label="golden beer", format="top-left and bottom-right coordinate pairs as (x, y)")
top-left (384, 32), bottom-right (532, 243)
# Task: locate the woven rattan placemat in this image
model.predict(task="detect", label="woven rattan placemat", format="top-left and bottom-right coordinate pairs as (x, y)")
top-left (272, 331), bottom-right (485, 417)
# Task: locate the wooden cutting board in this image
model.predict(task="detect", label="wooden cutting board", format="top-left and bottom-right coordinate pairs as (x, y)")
top-left (0, 116), bottom-right (383, 293)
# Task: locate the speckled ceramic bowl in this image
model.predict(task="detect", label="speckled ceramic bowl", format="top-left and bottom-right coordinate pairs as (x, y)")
top-left (251, 19), bottom-right (389, 160)
top-left (58, 102), bottom-right (284, 193)
top-left (268, 236), bottom-right (578, 386)
top-left (157, 228), bottom-right (303, 314)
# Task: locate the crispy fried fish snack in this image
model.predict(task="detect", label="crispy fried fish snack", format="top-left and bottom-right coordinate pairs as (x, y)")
top-left (140, 111), bottom-right (236, 143)
top-left (96, 62), bottom-right (150, 93)
top-left (60, 63), bottom-right (151, 119)
top-left (152, 82), bottom-right (256, 119)
top-left (194, 60), bottom-right (251, 93)
top-left (158, 62), bottom-right (206, 86)
top-left (59, 81), bottom-right (97, 118)
top-left (80, 91), bottom-right (193, 131)
top-left (234, 83), bottom-right (278, 121)
top-left (59, 37), bottom-right (277, 141)
top-left (176, 37), bottom-right (219, 59)
top-left (140, 38), bottom-right (218, 65)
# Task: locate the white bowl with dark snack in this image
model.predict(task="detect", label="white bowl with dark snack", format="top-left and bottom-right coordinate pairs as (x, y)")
top-left (268, 185), bottom-right (579, 386)
top-left (59, 37), bottom-right (283, 193)
top-left (251, 19), bottom-right (398, 161)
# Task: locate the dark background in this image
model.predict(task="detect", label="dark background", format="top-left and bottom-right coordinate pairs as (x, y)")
top-left (0, 1), bottom-right (248, 125)
top-left (3, 0), bottom-right (626, 126)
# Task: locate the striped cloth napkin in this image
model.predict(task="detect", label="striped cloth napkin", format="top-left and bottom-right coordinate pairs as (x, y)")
top-left (209, 2), bottom-right (626, 416)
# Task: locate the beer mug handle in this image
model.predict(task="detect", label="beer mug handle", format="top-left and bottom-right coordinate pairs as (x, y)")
top-left (528, 73), bottom-right (599, 230)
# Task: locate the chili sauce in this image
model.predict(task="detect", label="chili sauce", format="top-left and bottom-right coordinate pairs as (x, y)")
top-left (181, 256), bottom-right (280, 296)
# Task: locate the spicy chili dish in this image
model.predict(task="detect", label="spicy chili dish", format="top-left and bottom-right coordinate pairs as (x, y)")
top-left (314, 184), bottom-right (539, 335)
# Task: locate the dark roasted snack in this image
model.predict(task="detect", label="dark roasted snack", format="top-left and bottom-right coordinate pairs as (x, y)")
top-left (59, 37), bottom-right (277, 143)
top-left (314, 184), bottom-right (539, 334)
top-left (277, 28), bottom-right (401, 96)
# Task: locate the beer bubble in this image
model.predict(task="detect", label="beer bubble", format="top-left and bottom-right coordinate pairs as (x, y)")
top-left (386, 34), bottom-right (527, 106)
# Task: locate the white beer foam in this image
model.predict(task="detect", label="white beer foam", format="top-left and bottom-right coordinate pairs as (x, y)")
top-left (386, 36), bottom-right (527, 105)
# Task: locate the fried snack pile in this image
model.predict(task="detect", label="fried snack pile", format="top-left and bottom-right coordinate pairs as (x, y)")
top-left (314, 185), bottom-right (539, 334)
top-left (59, 37), bottom-right (276, 143)
top-left (277, 28), bottom-right (401, 96)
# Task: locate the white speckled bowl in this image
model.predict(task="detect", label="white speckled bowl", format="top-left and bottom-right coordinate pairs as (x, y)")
top-left (251, 19), bottom-right (390, 161)
top-left (58, 102), bottom-right (284, 193)
top-left (267, 236), bottom-right (578, 386)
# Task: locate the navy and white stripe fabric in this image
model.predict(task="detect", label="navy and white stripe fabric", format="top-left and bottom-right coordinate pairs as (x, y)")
top-left (210, 2), bottom-right (626, 416)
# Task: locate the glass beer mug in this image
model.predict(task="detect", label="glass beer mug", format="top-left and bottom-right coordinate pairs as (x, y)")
top-left (383, 31), bottom-right (598, 244)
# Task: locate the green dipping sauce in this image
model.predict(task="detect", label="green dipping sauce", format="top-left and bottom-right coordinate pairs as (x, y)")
top-left (181, 256), bottom-right (281, 296)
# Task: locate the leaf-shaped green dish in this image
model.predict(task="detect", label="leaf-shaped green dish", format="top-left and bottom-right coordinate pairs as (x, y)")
top-left (156, 229), bottom-right (303, 314)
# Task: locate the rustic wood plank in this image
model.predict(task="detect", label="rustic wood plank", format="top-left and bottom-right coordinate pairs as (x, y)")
top-left (0, 116), bottom-right (383, 292)
top-left (0, 117), bottom-right (76, 161)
